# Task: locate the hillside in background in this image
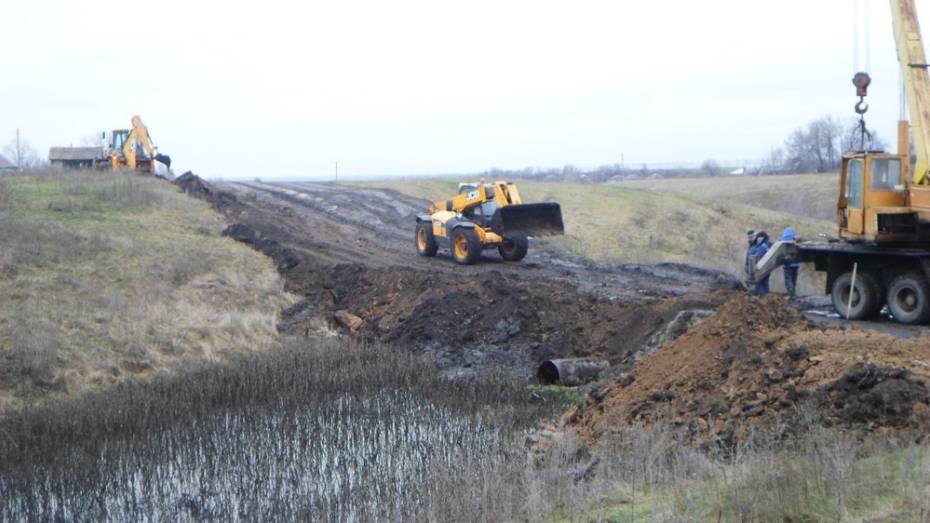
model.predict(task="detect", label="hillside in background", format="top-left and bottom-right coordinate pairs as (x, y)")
top-left (0, 171), bottom-right (295, 413)
top-left (615, 173), bottom-right (838, 221)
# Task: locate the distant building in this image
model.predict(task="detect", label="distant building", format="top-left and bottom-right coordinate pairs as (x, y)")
top-left (0, 153), bottom-right (16, 171)
top-left (48, 147), bottom-right (105, 169)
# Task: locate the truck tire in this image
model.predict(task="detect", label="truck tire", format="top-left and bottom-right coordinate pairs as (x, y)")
top-left (416, 222), bottom-right (438, 257)
top-left (886, 273), bottom-right (930, 325)
top-left (831, 271), bottom-right (880, 320)
top-left (498, 234), bottom-right (528, 261)
top-left (451, 228), bottom-right (481, 265)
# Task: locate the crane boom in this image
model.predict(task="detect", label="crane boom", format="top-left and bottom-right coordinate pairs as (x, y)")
top-left (891, 0), bottom-right (930, 184)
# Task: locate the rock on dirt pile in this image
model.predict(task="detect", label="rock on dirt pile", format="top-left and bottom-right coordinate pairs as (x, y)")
top-left (564, 293), bottom-right (930, 446)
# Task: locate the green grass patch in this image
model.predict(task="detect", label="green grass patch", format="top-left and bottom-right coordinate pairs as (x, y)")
top-left (528, 384), bottom-right (588, 405)
top-left (0, 170), bottom-right (296, 412)
top-left (572, 437), bottom-right (929, 522)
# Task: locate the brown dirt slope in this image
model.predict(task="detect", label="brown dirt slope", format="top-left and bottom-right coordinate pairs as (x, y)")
top-left (566, 293), bottom-right (930, 445)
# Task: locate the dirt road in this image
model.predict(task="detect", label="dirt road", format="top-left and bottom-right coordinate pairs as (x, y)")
top-left (223, 181), bottom-right (738, 298)
top-left (176, 178), bottom-right (740, 377)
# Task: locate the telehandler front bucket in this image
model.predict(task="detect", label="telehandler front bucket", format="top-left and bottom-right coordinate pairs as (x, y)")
top-left (491, 203), bottom-right (564, 237)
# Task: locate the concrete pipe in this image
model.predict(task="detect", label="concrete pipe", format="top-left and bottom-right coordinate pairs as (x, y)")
top-left (537, 358), bottom-right (609, 386)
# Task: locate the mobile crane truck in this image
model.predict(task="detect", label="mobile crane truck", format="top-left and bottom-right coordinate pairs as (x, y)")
top-left (751, 0), bottom-right (930, 325)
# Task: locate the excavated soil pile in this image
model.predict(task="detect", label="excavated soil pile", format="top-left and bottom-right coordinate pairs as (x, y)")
top-left (174, 172), bottom-right (241, 211)
top-left (277, 262), bottom-right (726, 371)
top-left (565, 293), bottom-right (930, 445)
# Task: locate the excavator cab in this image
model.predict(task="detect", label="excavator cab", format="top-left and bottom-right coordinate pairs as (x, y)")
top-left (109, 130), bottom-right (130, 154)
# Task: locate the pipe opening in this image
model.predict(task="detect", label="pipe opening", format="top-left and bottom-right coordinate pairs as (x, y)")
top-left (537, 361), bottom-right (560, 385)
top-left (536, 358), bottom-right (609, 386)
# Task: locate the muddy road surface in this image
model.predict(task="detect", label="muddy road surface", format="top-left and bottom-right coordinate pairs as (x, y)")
top-left (177, 176), bottom-right (741, 378)
top-left (222, 181), bottom-right (738, 299)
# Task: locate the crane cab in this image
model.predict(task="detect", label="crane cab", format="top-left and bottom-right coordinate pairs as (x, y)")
top-left (837, 152), bottom-right (917, 243)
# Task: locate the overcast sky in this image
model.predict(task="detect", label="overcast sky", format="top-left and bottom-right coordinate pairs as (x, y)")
top-left (2, 0), bottom-right (927, 179)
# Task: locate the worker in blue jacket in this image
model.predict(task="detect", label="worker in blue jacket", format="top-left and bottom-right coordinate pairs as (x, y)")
top-left (749, 231), bottom-right (771, 295)
top-left (780, 227), bottom-right (800, 298)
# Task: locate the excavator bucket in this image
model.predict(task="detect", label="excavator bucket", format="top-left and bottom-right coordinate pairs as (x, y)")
top-left (154, 153), bottom-right (171, 169)
top-left (491, 203), bottom-right (564, 237)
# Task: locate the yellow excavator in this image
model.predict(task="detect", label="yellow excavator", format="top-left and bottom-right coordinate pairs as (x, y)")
top-left (109, 115), bottom-right (172, 173)
top-left (752, 0), bottom-right (930, 324)
top-left (48, 115), bottom-right (171, 175)
top-left (415, 181), bottom-right (564, 264)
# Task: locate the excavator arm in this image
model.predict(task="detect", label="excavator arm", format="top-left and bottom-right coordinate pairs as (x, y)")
top-left (122, 115), bottom-right (171, 170)
top-left (891, 0), bottom-right (930, 184)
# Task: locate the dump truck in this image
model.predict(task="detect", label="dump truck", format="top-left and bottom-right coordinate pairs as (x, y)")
top-left (750, 0), bottom-right (930, 324)
top-left (49, 115), bottom-right (171, 175)
top-left (415, 181), bottom-right (564, 264)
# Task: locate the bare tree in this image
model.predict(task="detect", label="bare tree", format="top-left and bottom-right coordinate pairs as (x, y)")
top-left (784, 116), bottom-right (843, 173)
top-left (3, 130), bottom-right (41, 170)
top-left (841, 118), bottom-right (888, 153)
top-left (81, 133), bottom-right (106, 148)
top-left (763, 147), bottom-right (785, 174)
top-left (700, 158), bottom-right (721, 176)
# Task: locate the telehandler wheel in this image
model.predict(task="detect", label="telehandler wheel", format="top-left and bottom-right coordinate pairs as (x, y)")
top-left (886, 273), bottom-right (930, 325)
top-left (498, 234), bottom-right (528, 261)
top-left (451, 228), bottom-right (481, 265)
top-left (831, 271), bottom-right (880, 320)
top-left (415, 222), bottom-right (438, 257)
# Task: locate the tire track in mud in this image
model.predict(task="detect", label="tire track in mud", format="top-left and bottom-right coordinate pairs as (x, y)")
top-left (177, 174), bottom-right (743, 378)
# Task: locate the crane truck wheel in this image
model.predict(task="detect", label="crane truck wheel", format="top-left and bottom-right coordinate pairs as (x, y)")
top-left (498, 234), bottom-right (528, 261)
top-left (451, 228), bottom-right (481, 265)
top-left (831, 271), bottom-right (880, 320)
top-left (885, 273), bottom-right (930, 325)
top-left (415, 222), bottom-right (438, 257)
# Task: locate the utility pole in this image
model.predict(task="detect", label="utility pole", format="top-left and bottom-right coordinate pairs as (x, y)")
top-left (15, 129), bottom-right (21, 169)
top-left (335, 161), bottom-right (339, 183)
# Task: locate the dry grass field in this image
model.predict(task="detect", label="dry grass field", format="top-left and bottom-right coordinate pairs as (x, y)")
top-left (0, 171), bottom-right (296, 412)
top-left (615, 173), bottom-right (839, 221)
top-left (354, 176), bottom-right (836, 279)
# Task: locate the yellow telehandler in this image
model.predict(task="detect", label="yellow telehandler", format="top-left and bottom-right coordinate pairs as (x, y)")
top-left (415, 181), bottom-right (563, 264)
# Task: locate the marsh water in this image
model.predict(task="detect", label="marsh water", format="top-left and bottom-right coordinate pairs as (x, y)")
top-left (3, 389), bottom-right (519, 521)
top-left (0, 342), bottom-right (565, 522)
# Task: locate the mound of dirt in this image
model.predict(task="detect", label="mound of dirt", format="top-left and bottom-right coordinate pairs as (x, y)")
top-left (274, 262), bottom-right (728, 372)
top-left (223, 223), bottom-right (300, 272)
top-left (174, 172), bottom-right (241, 212)
top-left (564, 293), bottom-right (930, 445)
